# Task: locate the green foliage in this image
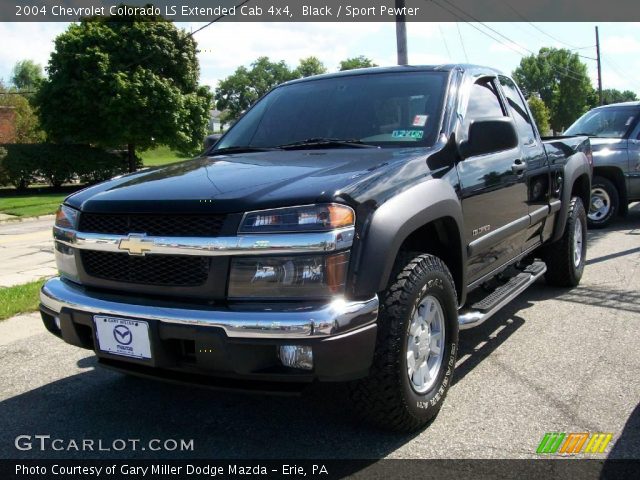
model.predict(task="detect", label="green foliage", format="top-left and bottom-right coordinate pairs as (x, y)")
top-left (0, 92), bottom-right (46, 143)
top-left (0, 193), bottom-right (67, 217)
top-left (513, 48), bottom-right (593, 133)
top-left (11, 60), bottom-right (44, 91)
top-left (339, 55), bottom-right (378, 71)
top-left (294, 56), bottom-right (327, 78)
top-left (527, 96), bottom-right (551, 136)
top-left (0, 144), bottom-right (135, 189)
top-left (600, 88), bottom-right (638, 106)
top-left (215, 57), bottom-right (297, 123)
top-left (36, 15), bottom-right (212, 164)
top-left (0, 278), bottom-right (46, 320)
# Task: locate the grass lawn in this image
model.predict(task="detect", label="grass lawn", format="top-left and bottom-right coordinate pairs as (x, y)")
top-left (0, 193), bottom-right (67, 217)
top-left (140, 145), bottom-right (190, 166)
top-left (0, 278), bottom-right (45, 320)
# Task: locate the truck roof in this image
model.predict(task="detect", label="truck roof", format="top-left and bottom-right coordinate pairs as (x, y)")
top-left (283, 64), bottom-right (504, 86)
top-left (593, 101), bottom-right (640, 108)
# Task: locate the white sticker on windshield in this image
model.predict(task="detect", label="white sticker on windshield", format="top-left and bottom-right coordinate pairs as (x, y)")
top-left (413, 115), bottom-right (428, 127)
top-left (626, 116), bottom-right (634, 126)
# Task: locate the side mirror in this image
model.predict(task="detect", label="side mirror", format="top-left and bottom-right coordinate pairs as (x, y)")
top-left (459, 118), bottom-right (518, 159)
top-left (204, 134), bottom-right (222, 150)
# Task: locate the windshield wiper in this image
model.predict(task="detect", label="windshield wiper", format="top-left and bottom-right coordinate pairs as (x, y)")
top-left (277, 138), bottom-right (378, 149)
top-left (207, 145), bottom-right (282, 156)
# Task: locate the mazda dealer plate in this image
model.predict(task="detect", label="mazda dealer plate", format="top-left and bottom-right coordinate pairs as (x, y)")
top-left (94, 316), bottom-right (152, 359)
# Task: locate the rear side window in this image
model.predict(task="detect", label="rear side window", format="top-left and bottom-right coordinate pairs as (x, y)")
top-left (499, 76), bottom-right (536, 144)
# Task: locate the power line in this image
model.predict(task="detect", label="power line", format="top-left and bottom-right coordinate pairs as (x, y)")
top-left (456, 23), bottom-right (469, 62)
top-left (188, 0), bottom-right (252, 38)
top-left (429, 0), bottom-right (588, 82)
top-left (122, 0), bottom-right (252, 71)
top-left (439, 24), bottom-right (452, 59)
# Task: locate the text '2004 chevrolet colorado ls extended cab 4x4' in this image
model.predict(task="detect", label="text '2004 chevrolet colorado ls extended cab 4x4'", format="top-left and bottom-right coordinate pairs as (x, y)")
top-left (41, 65), bottom-right (592, 432)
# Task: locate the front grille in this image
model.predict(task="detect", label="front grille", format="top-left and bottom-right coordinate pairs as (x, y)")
top-left (78, 213), bottom-right (225, 237)
top-left (80, 251), bottom-right (209, 287)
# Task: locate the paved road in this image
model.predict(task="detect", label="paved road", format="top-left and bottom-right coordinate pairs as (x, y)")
top-left (0, 206), bottom-right (638, 461)
top-left (0, 216), bottom-right (56, 287)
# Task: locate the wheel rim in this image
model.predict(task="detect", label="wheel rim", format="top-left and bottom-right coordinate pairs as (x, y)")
top-left (573, 219), bottom-right (584, 268)
top-left (406, 295), bottom-right (445, 394)
top-left (588, 188), bottom-right (611, 221)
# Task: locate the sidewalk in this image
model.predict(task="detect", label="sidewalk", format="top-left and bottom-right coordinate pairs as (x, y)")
top-left (0, 217), bottom-right (57, 287)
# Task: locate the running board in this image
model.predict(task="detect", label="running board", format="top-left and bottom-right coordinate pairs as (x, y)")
top-left (458, 261), bottom-right (547, 330)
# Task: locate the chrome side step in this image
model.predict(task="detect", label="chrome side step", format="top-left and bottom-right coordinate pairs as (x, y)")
top-left (458, 261), bottom-right (547, 330)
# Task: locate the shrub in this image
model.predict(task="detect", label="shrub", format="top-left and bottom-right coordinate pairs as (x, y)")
top-left (0, 144), bottom-right (136, 190)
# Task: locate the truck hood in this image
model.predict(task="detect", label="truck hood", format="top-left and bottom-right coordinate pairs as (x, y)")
top-left (589, 137), bottom-right (628, 152)
top-left (66, 147), bottom-right (443, 214)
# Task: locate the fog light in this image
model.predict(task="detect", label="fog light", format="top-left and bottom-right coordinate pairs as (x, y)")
top-left (54, 316), bottom-right (61, 330)
top-left (278, 345), bottom-right (313, 370)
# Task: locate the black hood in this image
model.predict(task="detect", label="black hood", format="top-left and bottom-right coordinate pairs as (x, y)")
top-left (66, 147), bottom-right (447, 214)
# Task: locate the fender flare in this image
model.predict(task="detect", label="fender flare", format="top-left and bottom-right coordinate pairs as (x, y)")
top-left (551, 153), bottom-right (591, 243)
top-left (351, 179), bottom-right (466, 304)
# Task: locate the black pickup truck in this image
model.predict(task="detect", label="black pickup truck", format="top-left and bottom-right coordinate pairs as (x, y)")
top-left (41, 65), bottom-right (592, 432)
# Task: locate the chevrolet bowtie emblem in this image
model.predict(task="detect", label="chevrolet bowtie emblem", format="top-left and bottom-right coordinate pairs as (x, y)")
top-left (118, 234), bottom-right (154, 256)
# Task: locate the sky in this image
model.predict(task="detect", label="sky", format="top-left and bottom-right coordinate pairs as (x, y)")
top-left (0, 21), bottom-right (639, 95)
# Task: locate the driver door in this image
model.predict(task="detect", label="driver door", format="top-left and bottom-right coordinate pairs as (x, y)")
top-left (456, 77), bottom-right (530, 284)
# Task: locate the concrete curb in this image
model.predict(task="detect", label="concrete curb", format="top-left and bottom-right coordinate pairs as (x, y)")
top-left (0, 214), bottom-right (55, 225)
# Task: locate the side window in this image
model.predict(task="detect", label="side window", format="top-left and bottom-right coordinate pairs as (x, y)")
top-left (499, 76), bottom-right (536, 144)
top-left (463, 78), bottom-right (505, 133)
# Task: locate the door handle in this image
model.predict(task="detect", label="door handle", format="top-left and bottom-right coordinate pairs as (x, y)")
top-left (511, 159), bottom-right (526, 175)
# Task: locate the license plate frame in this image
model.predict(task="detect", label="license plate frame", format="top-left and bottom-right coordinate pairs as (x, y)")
top-left (94, 315), bottom-right (152, 360)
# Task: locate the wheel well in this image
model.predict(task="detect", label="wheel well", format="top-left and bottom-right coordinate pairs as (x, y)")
top-left (593, 166), bottom-right (627, 210)
top-left (571, 173), bottom-right (591, 210)
top-left (396, 217), bottom-right (463, 303)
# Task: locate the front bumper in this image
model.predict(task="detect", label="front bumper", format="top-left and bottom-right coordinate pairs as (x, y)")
top-left (40, 277), bottom-right (379, 386)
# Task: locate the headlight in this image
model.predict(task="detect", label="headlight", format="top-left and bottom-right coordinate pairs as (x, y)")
top-left (54, 204), bottom-right (79, 229)
top-left (228, 252), bottom-right (349, 299)
top-left (239, 203), bottom-right (355, 233)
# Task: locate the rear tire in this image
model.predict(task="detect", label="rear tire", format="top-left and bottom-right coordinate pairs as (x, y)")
top-left (587, 176), bottom-right (618, 228)
top-left (349, 254), bottom-right (458, 432)
top-left (543, 197), bottom-right (587, 287)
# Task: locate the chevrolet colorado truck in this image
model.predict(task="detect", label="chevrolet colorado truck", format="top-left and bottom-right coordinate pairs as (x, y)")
top-left (564, 101), bottom-right (640, 228)
top-left (40, 65), bottom-right (592, 432)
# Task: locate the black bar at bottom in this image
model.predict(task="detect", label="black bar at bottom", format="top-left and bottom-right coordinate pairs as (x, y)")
top-left (2, 459), bottom-right (639, 480)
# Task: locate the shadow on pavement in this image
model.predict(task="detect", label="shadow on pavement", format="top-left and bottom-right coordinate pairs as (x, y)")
top-left (600, 402), bottom-right (640, 478)
top-left (0, 356), bottom-right (418, 460)
top-left (607, 402), bottom-right (640, 460)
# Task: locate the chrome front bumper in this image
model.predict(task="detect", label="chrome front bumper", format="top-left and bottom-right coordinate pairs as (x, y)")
top-left (40, 277), bottom-right (379, 339)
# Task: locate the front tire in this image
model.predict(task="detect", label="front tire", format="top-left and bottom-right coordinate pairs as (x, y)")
top-left (350, 254), bottom-right (459, 432)
top-left (543, 197), bottom-right (587, 287)
top-left (588, 176), bottom-right (618, 228)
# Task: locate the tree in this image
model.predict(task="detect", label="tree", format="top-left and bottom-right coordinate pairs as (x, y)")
top-left (527, 96), bottom-right (551, 136)
top-left (601, 88), bottom-right (638, 105)
top-left (215, 57), bottom-right (297, 123)
top-left (513, 48), bottom-right (593, 133)
top-left (11, 60), bottom-right (44, 91)
top-left (37, 15), bottom-right (212, 172)
top-left (339, 55), bottom-right (378, 71)
top-left (294, 56), bottom-right (327, 78)
top-left (0, 86), bottom-right (46, 143)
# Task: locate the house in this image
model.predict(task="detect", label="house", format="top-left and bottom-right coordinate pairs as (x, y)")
top-left (0, 106), bottom-right (16, 143)
top-left (209, 109), bottom-right (223, 133)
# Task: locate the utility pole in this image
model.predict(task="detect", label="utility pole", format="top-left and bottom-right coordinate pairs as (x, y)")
top-left (595, 26), bottom-right (603, 105)
top-left (395, 0), bottom-right (408, 65)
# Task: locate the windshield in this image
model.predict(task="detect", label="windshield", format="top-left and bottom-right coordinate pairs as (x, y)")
top-left (565, 107), bottom-right (639, 138)
top-left (215, 71), bottom-right (449, 151)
